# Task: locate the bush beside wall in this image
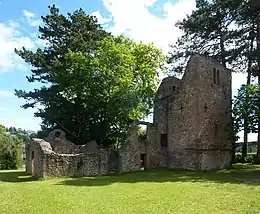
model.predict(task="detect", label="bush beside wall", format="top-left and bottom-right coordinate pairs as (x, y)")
top-left (0, 134), bottom-right (23, 170)
top-left (235, 153), bottom-right (256, 164)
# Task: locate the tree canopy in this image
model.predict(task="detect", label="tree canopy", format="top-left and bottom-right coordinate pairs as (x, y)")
top-left (15, 5), bottom-right (166, 146)
top-left (0, 125), bottom-right (23, 170)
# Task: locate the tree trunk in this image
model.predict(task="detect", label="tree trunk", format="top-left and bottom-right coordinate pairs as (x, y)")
top-left (231, 119), bottom-right (236, 164)
top-left (242, 119), bottom-right (248, 162)
top-left (242, 20), bottom-right (255, 162)
top-left (256, 14), bottom-right (260, 164)
top-left (241, 51), bottom-right (253, 163)
top-left (257, 76), bottom-right (260, 163)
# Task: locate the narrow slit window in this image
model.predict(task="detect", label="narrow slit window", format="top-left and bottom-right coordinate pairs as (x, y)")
top-left (217, 69), bottom-right (220, 85)
top-left (179, 105), bottom-right (184, 115)
top-left (213, 68), bottom-right (216, 84)
top-left (204, 103), bottom-right (208, 112)
top-left (214, 124), bottom-right (218, 136)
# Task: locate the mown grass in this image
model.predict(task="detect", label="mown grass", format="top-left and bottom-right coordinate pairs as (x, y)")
top-left (1, 164), bottom-right (260, 214)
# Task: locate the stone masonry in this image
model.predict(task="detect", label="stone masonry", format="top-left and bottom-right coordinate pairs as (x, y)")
top-left (26, 54), bottom-right (232, 178)
top-left (119, 54), bottom-right (232, 172)
top-left (26, 129), bottom-right (109, 177)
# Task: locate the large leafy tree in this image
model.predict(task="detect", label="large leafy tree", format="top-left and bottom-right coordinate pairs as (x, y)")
top-left (15, 5), bottom-right (110, 144)
top-left (15, 5), bottom-right (166, 146)
top-left (229, 0), bottom-right (260, 161)
top-left (0, 124), bottom-right (23, 170)
top-left (233, 84), bottom-right (260, 161)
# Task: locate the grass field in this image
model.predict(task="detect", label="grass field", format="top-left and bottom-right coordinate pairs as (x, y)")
top-left (1, 164), bottom-right (260, 214)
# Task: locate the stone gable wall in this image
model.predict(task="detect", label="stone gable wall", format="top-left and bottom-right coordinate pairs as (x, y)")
top-left (152, 54), bottom-right (232, 170)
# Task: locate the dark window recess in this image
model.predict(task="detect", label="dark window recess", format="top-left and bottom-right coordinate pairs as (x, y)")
top-left (31, 151), bottom-right (34, 160)
top-left (173, 85), bottom-right (176, 92)
top-left (160, 134), bottom-right (168, 148)
top-left (217, 69), bottom-right (220, 85)
top-left (223, 89), bottom-right (227, 99)
top-left (179, 105), bottom-right (184, 115)
top-left (55, 131), bottom-right (61, 138)
top-left (204, 103), bottom-right (208, 112)
top-left (214, 124), bottom-right (218, 136)
top-left (213, 68), bottom-right (217, 84)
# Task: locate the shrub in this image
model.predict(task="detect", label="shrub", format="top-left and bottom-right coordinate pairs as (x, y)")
top-left (235, 153), bottom-right (256, 164)
top-left (0, 134), bottom-right (23, 170)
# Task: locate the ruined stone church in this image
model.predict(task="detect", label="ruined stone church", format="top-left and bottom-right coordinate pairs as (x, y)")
top-left (26, 55), bottom-right (232, 178)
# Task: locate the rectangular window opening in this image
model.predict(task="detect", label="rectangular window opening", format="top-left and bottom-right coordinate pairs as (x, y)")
top-left (31, 151), bottom-right (34, 160)
top-left (217, 69), bottom-right (220, 85)
top-left (214, 124), bottom-right (218, 136)
top-left (160, 134), bottom-right (168, 148)
top-left (140, 154), bottom-right (147, 170)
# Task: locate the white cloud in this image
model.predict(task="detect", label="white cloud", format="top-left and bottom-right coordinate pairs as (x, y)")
top-left (91, 11), bottom-right (111, 24)
top-left (8, 20), bottom-right (20, 29)
top-left (0, 23), bottom-right (35, 72)
top-left (23, 10), bottom-right (35, 19)
top-left (0, 90), bottom-right (14, 97)
top-left (23, 10), bottom-right (42, 27)
top-left (102, 0), bottom-right (196, 53)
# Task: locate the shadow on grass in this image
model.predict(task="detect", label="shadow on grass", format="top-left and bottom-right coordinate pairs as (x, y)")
top-left (1, 164), bottom-right (260, 186)
top-left (0, 170), bottom-right (38, 183)
top-left (57, 164), bottom-right (260, 187)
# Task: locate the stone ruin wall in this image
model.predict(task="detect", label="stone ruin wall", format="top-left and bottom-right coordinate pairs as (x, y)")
top-left (167, 55), bottom-right (232, 170)
top-left (119, 121), bottom-right (170, 172)
top-left (26, 129), bottom-right (109, 178)
top-left (149, 54), bottom-right (232, 170)
top-left (120, 125), bottom-right (141, 173)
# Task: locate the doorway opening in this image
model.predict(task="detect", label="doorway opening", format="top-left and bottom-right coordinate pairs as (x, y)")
top-left (140, 154), bottom-right (147, 171)
top-left (31, 151), bottom-right (35, 176)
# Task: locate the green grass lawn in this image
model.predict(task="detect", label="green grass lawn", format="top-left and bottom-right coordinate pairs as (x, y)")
top-left (1, 164), bottom-right (260, 214)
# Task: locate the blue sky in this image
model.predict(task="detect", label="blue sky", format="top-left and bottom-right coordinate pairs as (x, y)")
top-left (0, 0), bottom-right (256, 141)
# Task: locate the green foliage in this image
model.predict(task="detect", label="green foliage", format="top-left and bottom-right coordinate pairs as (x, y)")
top-left (14, 5), bottom-right (166, 146)
top-left (233, 84), bottom-right (260, 161)
top-left (0, 128), bottom-right (23, 170)
top-left (169, 0), bottom-right (260, 74)
top-left (233, 84), bottom-right (260, 134)
top-left (0, 124), bottom-right (6, 135)
top-left (168, 0), bottom-right (237, 74)
top-left (235, 153), bottom-right (256, 164)
top-left (138, 126), bottom-right (147, 141)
